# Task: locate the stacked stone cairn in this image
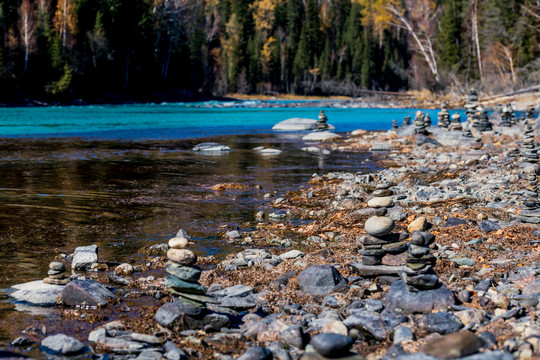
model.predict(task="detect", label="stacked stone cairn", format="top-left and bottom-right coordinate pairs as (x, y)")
top-left (500, 105), bottom-right (513, 127)
top-left (164, 231), bottom-right (210, 310)
top-left (359, 184), bottom-right (407, 266)
top-left (403, 115), bottom-right (411, 126)
top-left (463, 123), bottom-right (473, 138)
top-left (448, 113), bottom-right (462, 131)
top-left (392, 119), bottom-right (398, 130)
top-left (465, 88), bottom-right (479, 119)
top-left (437, 102), bottom-right (450, 128)
top-left (43, 261), bottom-right (70, 285)
top-left (519, 169), bottom-right (540, 224)
top-left (315, 110), bottom-right (330, 131)
top-left (471, 106), bottom-right (492, 132)
top-left (399, 231), bottom-right (439, 292)
top-left (526, 105), bottom-right (536, 123)
top-left (414, 111), bottom-right (428, 135)
top-left (424, 114), bottom-right (432, 127)
top-left (521, 121), bottom-right (539, 164)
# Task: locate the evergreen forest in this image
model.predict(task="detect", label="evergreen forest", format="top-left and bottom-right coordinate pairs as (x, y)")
top-left (1, 0), bottom-right (540, 102)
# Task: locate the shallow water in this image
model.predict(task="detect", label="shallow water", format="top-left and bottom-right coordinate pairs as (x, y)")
top-left (0, 102), bottom-right (467, 138)
top-left (0, 132), bottom-right (378, 344)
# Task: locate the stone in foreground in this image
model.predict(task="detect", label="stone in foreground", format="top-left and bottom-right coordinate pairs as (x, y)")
top-left (384, 280), bottom-right (455, 314)
top-left (40, 334), bottom-right (88, 356)
top-left (422, 330), bottom-right (483, 359)
top-left (311, 333), bottom-right (353, 357)
top-left (297, 265), bottom-right (348, 296)
top-left (272, 118), bottom-right (335, 131)
top-left (10, 280), bottom-right (64, 307)
top-left (61, 279), bottom-right (115, 307)
top-left (302, 131), bottom-right (342, 142)
top-left (71, 245), bottom-right (98, 271)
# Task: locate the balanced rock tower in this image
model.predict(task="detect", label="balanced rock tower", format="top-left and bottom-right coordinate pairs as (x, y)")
top-left (43, 261), bottom-right (71, 285)
top-left (392, 119), bottom-right (398, 130)
top-left (521, 122), bottom-right (539, 164)
top-left (519, 169), bottom-right (540, 224)
top-left (500, 105), bottom-right (513, 127)
top-left (414, 111), bottom-right (428, 135)
top-left (448, 113), bottom-right (462, 131)
top-left (437, 102), bottom-right (450, 128)
top-left (403, 115), bottom-right (411, 126)
top-left (472, 106), bottom-right (492, 132)
top-left (316, 110), bottom-right (330, 131)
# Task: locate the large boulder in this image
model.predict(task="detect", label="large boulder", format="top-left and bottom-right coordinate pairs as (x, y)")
top-left (297, 265), bottom-right (348, 296)
top-left (61, 279), bottom-right (115, 307)
top-left (40, 334), bottom-right (88, 356)
top-left (10, 280), bottom-right (64, 307)
top-left (273, 118), bottom-right (336, 131)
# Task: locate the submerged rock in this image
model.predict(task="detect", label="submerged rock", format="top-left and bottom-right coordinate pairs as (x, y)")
top-left (40, 334), bottom-right (88, 356)
top-left (273, 118), bottom-right (335, 131)
top-left (10, 280), bottom-right (65, 307)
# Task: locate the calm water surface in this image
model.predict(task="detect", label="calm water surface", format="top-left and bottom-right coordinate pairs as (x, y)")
top-left (0, 119), bottom-right (379, 344)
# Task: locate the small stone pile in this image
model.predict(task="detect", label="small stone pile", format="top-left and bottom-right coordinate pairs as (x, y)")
top-left (392, 119), bottom-right (398, 130)
top-left (521, 122), bottom-right (538, 164)
top-left (359, 184), bottom-right (406, 266)
top-left (164, 231), bottom-right (209, 309)
top-left (519, 169), bottom-right (540, 224)
top-left (414, 111), bottom-right (428, 135)
top-left (448, 113), bottom-right (462, 131)
top-left (471, 106), bottom-right (492, 132)
top-left (43, 261), bottom-right (70, 285)
top-left (463, 123), bottom-right (473, 138)
top-left (424, 114), bottom-right (432, 127)
top-left (403, 115), bottom-right (411, 126)
top-left (437, 102), bottom-right (450, 128)
top-left (526, 105), bottom-right (536, 124)
top-left (500, 105), bottom-right (513, 127)
top-left (465, 88), bottom-right (479, 119)
top-left (400, 232), bottom-right (438, 292)
top-left (315, 110), bottom-right (330, 131)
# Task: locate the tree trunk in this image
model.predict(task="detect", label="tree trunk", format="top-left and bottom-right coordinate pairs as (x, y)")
top-left (472, 0), bottom-right (483, 82)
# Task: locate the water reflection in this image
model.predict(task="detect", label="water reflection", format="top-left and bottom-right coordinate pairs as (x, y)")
top-left (0, 133), bottom-right (377, 341)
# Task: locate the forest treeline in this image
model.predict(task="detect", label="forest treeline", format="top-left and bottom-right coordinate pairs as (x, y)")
top-left (1, 0), bottom-right (540, 102)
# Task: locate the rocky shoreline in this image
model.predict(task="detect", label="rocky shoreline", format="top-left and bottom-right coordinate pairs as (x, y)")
top-left (4, 115), bottom-right (540, 360)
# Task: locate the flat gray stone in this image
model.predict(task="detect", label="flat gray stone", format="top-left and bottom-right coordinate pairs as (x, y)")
top-left (210, 285), bottom-right (253, 298)
top-left (418, 312), bottom-right (463, 334)
top-left (154, 300), bottom-right (205, 328)
top-left (237, 346), bottom-right (273, 360)
top-left (40, 334), bottom-right (87, 355)
top-left (72, 245), bottom-right (98, 271)
top-left (192, 142), bottom-right (231, 152)
top-left (302, 131), bottom-right (342, 141)
top-left (273, 118), bottom-right (335, 131)
top-left (10, 280), bottom-right (64, 307)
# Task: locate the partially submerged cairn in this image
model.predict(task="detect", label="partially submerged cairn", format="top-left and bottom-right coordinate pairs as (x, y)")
top-left (155, 230), bottom-right (227, 331)
top-left (437, 101), bottom-right (450, 128)
top-left (471, 106), bottom-right (492, 132)
top-left (392, 119), bottom-right (398, 130)
top-left (448, 113), bottom-right (462, 131)
top-left (521, 121), bottom-right (538, 164)
top-left (519, 169), bottom-right (540, 224)
top-left (43, 261), bottom-right (70, 285)
top-left (414, 111), bottom-right (428, 135)
top-left (316, 110), bottom-right (330, 131)
top-left (526, 105), bottom-right (535, 123)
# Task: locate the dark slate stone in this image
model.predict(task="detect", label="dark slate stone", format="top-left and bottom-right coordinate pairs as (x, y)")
top-left (61, 279), bottom-right (115, 307)
top-left (384, 280), bottom-right (455, 314)
top-left (478, 220), bottom-right (501, 233)
top-left (416, 135), bottom-right (441, 147)
top-left (297, 265), bottom-right (348, 296)
top-left (418, 312), bottom-right (463, 334)
top-left (154, 300), bottom-right (205, 328)
top-left (311, 333), bottom-right (353, 357)
top-left (184, 312), bottom-right (230, 332)
top-left (343, 310), bottom-right (389, 340)
top-left (475, 278), bottom-right (492, 292)
top-left (444, 217), bottom-right (468, 228)
top-left (237, 347), bottom-right (273, 360)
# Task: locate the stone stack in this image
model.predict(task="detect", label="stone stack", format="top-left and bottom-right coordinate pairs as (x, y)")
top-left (520, 169), bottom-right (540, 224)
top-left (526, 105), bottom-right (536, 124)
top-left (424, 114), bottom-right (432, 127)
top-left (463, 123), bottom-right (473, 138)
top-left (465, 88), bottom-right (479, 119)
top-left (500, 105), bottom-right (513, 127)
top-left (438, 102), bottom-right (450, 128)
top-left (315, 110), bottom-right (330, 131)
top-left (521, 122), bottom-right (539, 164)
top-left (448, 113), bottom-right (462, 131)
top-left (359, 185), bottom-right (406, 266)
top-left (164, 232), bottom-right (210, 309)
top-left (392, 119), bottom-right (398, 130)
top-left (414, 111), bottom-right (428, 135)
top-left (403, 115), bottom-right (411, 126)
top-left (43, 262), bottom-right (70, 285)
top-left (400, 232), bottom-right (438, 292)
top-left (471, 106), bottom-right (492, 132)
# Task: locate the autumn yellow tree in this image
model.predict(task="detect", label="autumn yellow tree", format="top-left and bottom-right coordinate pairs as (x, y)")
top-left (53, 0), bottom-right (77, 50)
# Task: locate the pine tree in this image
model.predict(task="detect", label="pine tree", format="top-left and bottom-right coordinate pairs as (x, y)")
top-left (437, 0), bottom-right (463, 71)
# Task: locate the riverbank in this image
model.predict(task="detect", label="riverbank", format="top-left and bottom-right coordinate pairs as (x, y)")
top-left (2, 119), bottom-right (540, 360)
